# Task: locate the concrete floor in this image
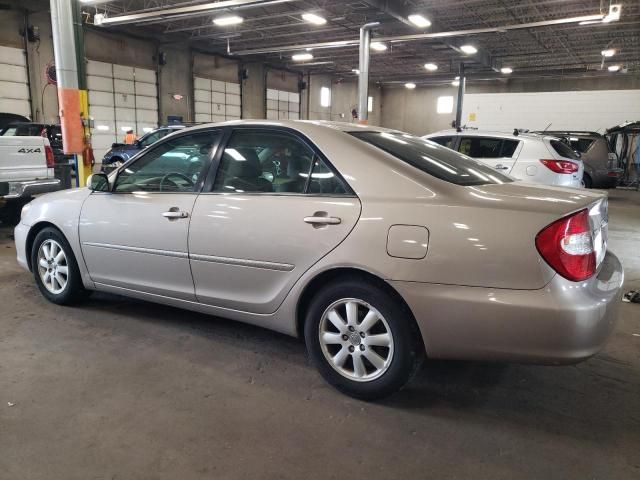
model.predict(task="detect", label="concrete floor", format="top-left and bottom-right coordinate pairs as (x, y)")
top-left (1, 190), bottom-right (639, 480)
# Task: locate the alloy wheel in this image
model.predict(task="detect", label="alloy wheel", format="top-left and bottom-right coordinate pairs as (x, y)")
top-left (37, 239), bottom-right (69, 294)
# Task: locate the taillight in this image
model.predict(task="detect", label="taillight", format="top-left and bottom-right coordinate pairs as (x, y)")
top-left (45, 145), bottom-right (55, 168)
top-left (540, 159), bottom-right (579, 174)
top-left (535, 209), bottom-right (596, 282)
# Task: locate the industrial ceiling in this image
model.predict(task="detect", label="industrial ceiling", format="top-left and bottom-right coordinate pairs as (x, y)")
top-left (81, 0), bottom-right (640, 84)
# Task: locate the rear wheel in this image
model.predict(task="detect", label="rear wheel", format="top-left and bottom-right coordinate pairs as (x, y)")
top-left (31, 227), bottom-right (88, 305)
top-left (304, 278), bottom-right (424, 400)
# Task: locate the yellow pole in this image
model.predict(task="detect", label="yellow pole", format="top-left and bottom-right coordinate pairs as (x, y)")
top-left (77, 89), bottom-right (90, 187)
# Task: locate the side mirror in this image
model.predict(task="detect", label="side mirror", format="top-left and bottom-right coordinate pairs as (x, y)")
top-left (87, 173), bottom-right (110, 192)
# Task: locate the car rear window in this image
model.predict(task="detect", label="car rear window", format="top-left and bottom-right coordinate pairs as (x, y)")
top-left (550, 139), bottom-right (580, 160)
top-left (350, 131), bottom-right (513, 186)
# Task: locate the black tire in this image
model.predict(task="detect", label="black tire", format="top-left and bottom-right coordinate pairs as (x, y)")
top-left (304, 277), bottom-right (424, 400)
top-left (31, 227), bottom-right (89, 305)
top-left (583, 173), bottom-right (593, 189)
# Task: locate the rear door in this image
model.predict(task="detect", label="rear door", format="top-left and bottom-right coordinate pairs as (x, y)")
top-left (458, 136), bottom-right (519, 174)
top-left (188, 127), bottom-right (361, 314)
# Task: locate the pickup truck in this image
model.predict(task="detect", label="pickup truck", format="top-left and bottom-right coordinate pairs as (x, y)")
top-left (0, 135), bottom-right (61, 224)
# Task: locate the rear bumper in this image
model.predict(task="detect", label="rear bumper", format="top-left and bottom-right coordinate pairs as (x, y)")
top-left (1, 178), bottom-right (61, 199)
top-left (392, 250), bottom-right (624, 364)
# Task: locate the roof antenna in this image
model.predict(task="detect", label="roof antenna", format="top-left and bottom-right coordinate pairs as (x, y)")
top-left (542, 122), bottom-right (552, 132)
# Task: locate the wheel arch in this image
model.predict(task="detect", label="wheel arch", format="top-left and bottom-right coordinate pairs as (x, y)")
top-left (295, 267), bottom-right (426, 354)
top-left (25, 221), bottom-right (63, 271)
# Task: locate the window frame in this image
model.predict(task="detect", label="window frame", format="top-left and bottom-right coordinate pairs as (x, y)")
top-left (201, 126), bottom-right (356, 197)
top-left (105, 128), bottom-right (224, 195)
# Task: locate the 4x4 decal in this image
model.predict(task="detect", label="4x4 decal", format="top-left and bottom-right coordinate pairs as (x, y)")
top-left (17, 147), bottom-right (42, 154)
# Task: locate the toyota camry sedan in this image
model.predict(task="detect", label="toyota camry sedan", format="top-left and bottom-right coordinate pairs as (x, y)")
top-left (15, 120), bottom-right (623, 400)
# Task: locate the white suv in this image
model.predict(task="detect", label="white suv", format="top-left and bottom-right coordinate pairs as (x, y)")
top-left (423, 130), bottom-right (584, 188)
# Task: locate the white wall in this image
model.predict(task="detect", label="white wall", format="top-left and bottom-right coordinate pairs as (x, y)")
top-left (462, 90), bottom-right (640, 132)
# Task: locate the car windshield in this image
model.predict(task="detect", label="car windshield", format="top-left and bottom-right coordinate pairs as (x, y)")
top-left (350, 131), bottom-right (513, 186)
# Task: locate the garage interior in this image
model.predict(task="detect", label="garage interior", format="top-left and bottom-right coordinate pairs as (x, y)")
top-left (1, 0), bottom-right (639, 478)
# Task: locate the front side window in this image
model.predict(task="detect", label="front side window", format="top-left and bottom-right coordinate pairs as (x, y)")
top-left (114, 131), bottom-right (220, 193)
top-left (212, 129), bottom-right (349, 195)
top-left (350, 131), bottom-right (512, 186)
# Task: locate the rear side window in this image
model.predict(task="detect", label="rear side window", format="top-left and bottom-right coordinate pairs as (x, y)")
top-left (458, 137), bottom-right (502, 158)
top-left (350, 131), bottom-right (512, 186)
top-left (429, 136), bottom-right (454, 148)
top-left (501, 140), bottom-right (520, 157)
top-left (550, 139), bottom-right (580, 160)
top-left (569, 138), bottom-right (595, 153)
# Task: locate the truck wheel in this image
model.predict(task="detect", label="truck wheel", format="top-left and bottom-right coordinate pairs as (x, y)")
top-left (31, 227), bottom-right (88, 305)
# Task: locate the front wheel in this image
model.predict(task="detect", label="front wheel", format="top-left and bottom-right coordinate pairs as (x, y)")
top-left (31, 227), bottom-right (88, 305)
top-left (304, 278), bottom-right (424, 400)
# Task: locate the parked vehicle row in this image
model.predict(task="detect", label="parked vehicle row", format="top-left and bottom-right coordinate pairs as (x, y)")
top-left (15, 120), bottom-right (623, 399)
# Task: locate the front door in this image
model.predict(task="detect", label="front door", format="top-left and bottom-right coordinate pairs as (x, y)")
top-left (79, 130), bottom-right (221, 300)
top-left (188, 127), bottom-right (361, 314)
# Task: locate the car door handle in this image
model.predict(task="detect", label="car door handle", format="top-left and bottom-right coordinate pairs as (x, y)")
top-left (494, 164), bottom-right (510, 170)
top-left (162, 209), bottom-right (189, 219)
top-left (304, 216), bottom-right (341, 226)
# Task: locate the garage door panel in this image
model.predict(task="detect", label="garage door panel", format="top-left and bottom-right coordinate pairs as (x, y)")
top-left (226, 93), bottom-right (241, 106)
top-left (87, 75), bottom-right (114, 92)
top-left (212, 80), bottom-right (225, 93)
top-left (135, 96), bottom-right (157, 110)
top-left (135, 82), bottom-right (156, 97)
top-left (0, 81), bottom-right (29, 100)
top-left (137, 123), bottom-right (156, 135)
top-left (135, 68), bottom-right (156, 83)
top-left (0, 64), bottom-right (28, 83)
top-left (195, 101), bottom-right (211, 114)
top-left (113, 65), bottom-right (134, 80)
top-left (115, 93), bottom-right (136, 108)
top-left (0, 98), bottom-right (30, 117)
top-left (226, 82), bottom-right (240, 95)
top-left (289, 101), bottom-right (299, 113)
top-left (267, 99), bottom-right (277, 110)
top-left (88, 91), bottom-right (114, 108)
top-left (289, 112), bottom-right (299, 120)
top-left (289, 92), bottom-right (299, 103)
top-left (114, 79), bottom-right (135, 94)
top-left (268, 88), bottom-right (301, 121)
top-left (89, 105), bottom-right (115, 121)
top-left (212, 115), bottom-right (226, 123)
top-left (195, 90), bottom-right (211, 103)
top-left (212, 103), bottom-right (226, 116)
top-left (195, 113), bottom-right (212, 123)
top-left (92, 133), bottom-right (117, 149)
top-left (226, 105), bottom-right (241, 118)
top-left (278, 111), bottom-right (289, 120)
top-left (115, 107), bottom-right (136, 121)
top-left (267, 89), bottom-right (278, 100)
top-left (86, 60), bottom-right (112, 77)
top-left (93, 120), bottom-right (116, 132)
top-left (266, 109), bottom-right (278, 120)
top-left (0, 46), bottom-right (26, 66)
top-left (136, 109), bottom-right (158, 123)
top-left (194, 77), bottom-right (210, 90)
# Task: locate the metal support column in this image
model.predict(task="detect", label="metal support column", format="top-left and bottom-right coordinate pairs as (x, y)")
top-left (455, 64), bottom-right (466, 131)
top-left (358, 22), bottom-right (379, 124)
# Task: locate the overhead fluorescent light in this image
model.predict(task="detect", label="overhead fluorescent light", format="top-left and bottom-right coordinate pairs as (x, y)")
top-left (608, 65), bottom-right (621, 72)
top-left (302, 13), bottom-right (327, 25)
top-left (500, 67), bottom-right (513, 74)
top-left (370, 42), bottom-right (388, 51)
top-left (601, 49), bottom-right (616, 57)
top-left (120, 126), bottom-right (133, 132)
top-left (292, 53), bottom-right (313, 61)
top-left (142, 127), bottom-right (153, 133)
top-left (213, 15), bottom-right (243, 26)
top-left (95, 125), bottom-right (109, 131)
top-left (405, 82), bottom-right (416, 89)
top-left (408, 14), bottom-right (431, 28)
top-left (352, 68), bottom-right (360, 74)
top-left (424, 63), bottom-right (438, 71)
top-left (460, 45), bottom-right (478, 54)
top-left (452, 80), bottom-right (460, 87)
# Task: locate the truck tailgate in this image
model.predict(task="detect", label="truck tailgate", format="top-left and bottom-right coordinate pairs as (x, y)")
top-left (0, 136), bottom-right (50, 182)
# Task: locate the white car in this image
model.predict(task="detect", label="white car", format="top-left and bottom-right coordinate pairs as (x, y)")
top-left (423, 130), bottom-right (584, 187)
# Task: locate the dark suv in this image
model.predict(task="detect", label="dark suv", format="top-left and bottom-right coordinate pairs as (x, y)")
top-left (539, 131), bottom-right (622, 188)
top-left (101, 125), bottom-right (186, 170)
top-left (1, 122), bottom-right (73, 166)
